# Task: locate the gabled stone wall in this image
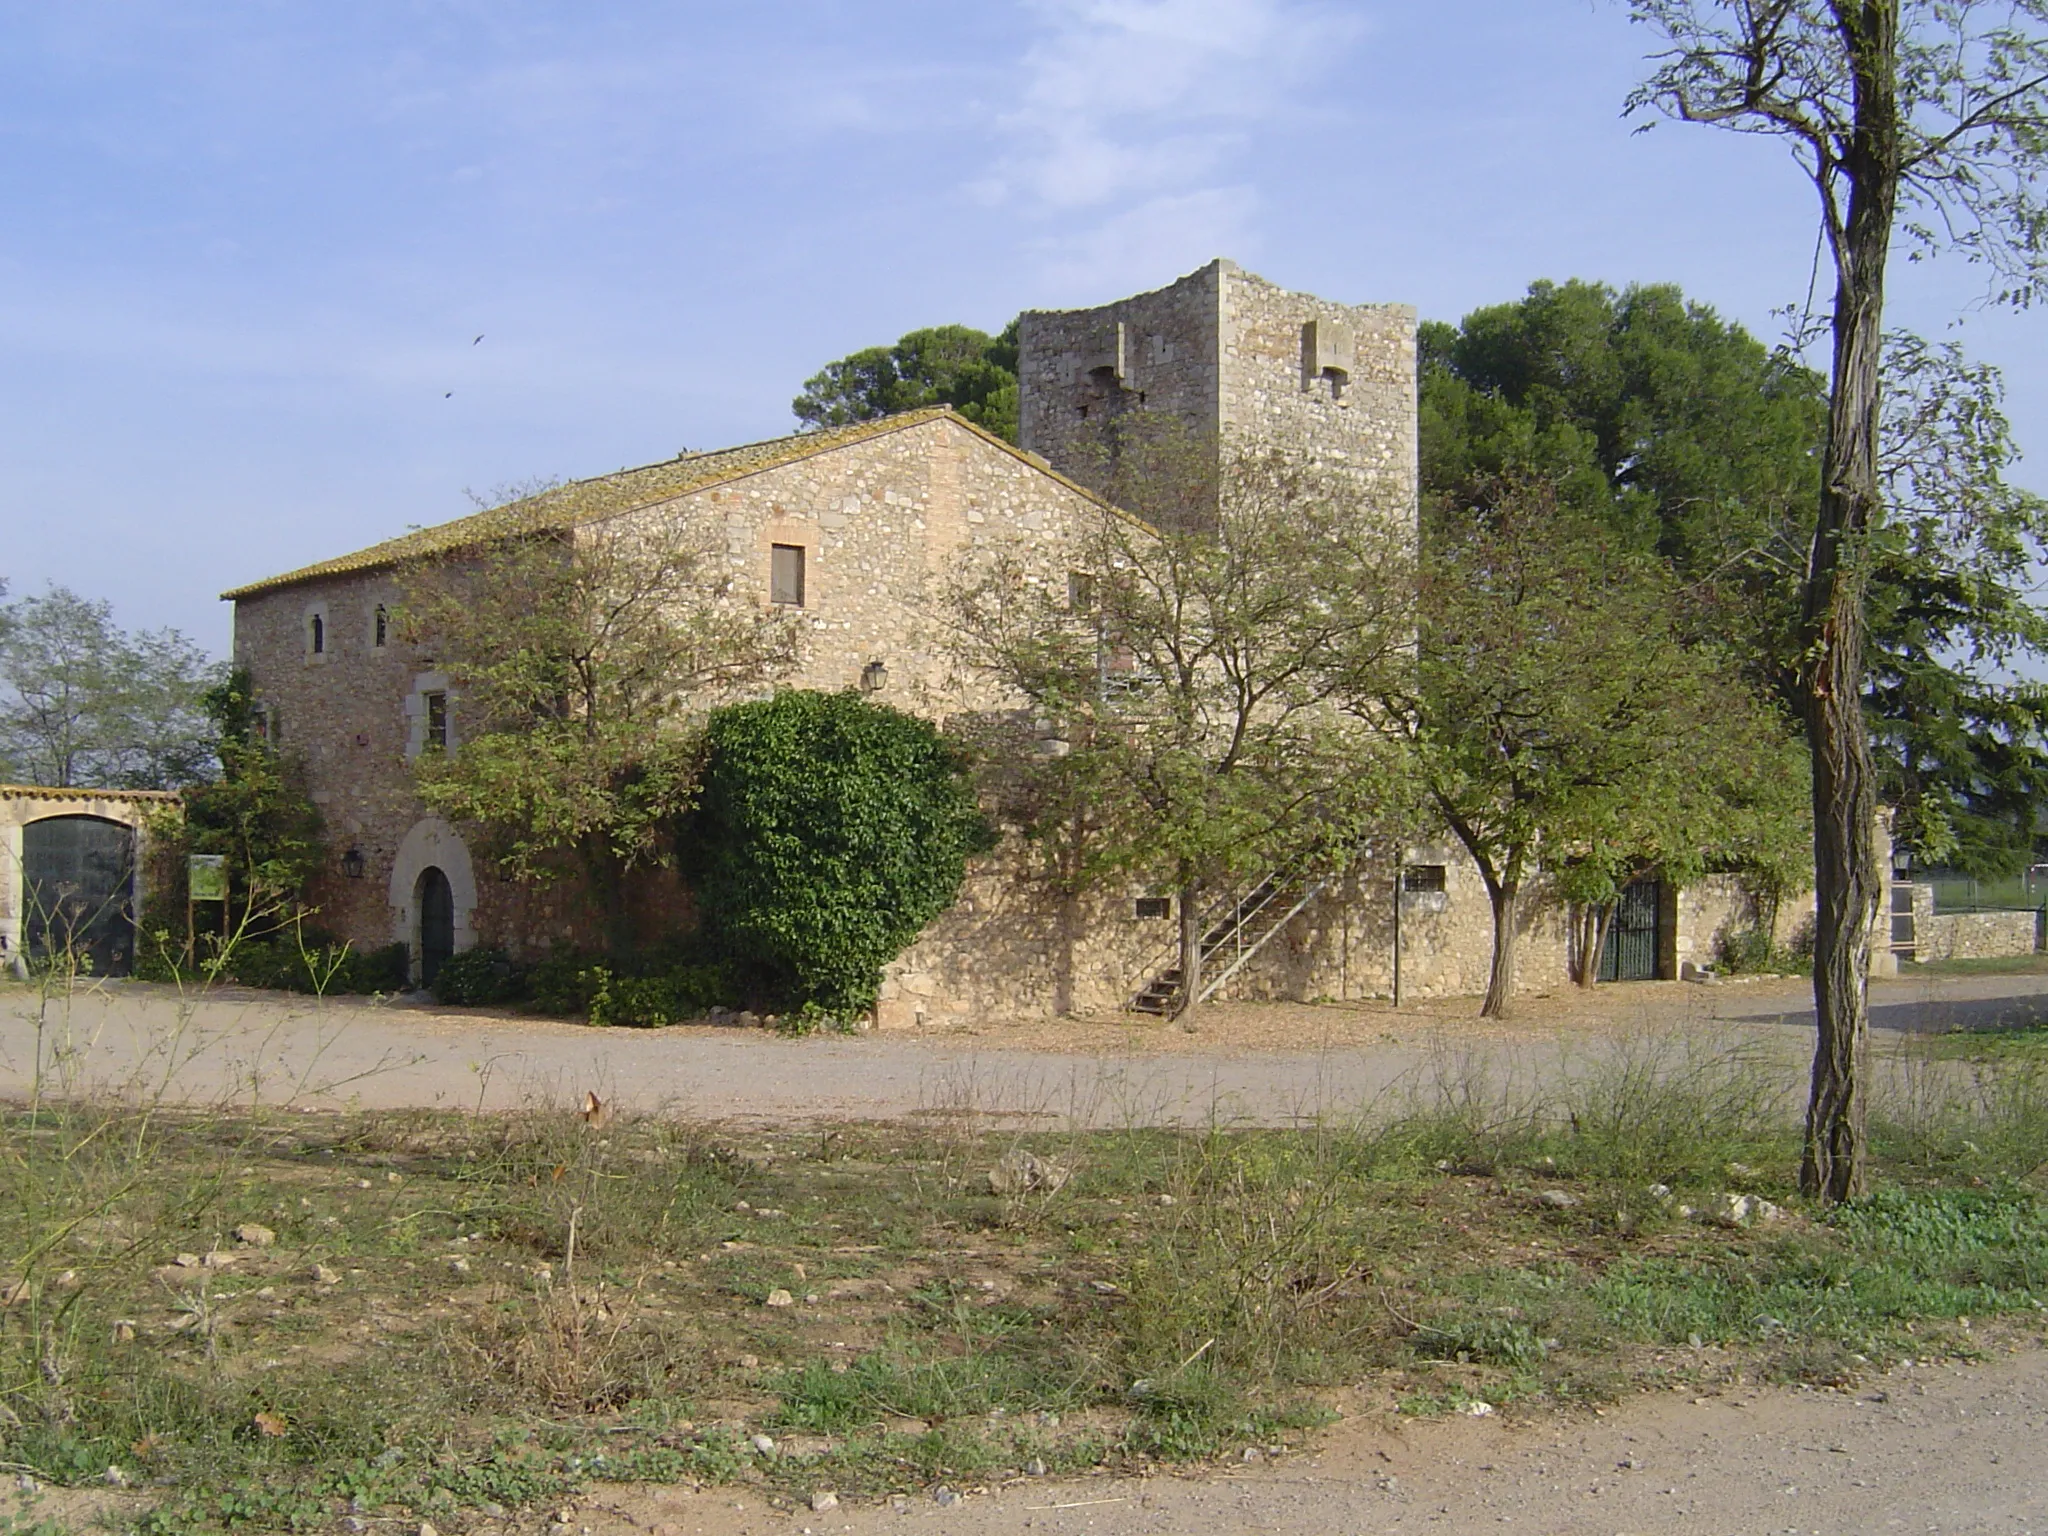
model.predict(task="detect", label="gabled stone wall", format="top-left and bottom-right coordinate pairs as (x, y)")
top-left (231, 416), bottom-right (1104, 971)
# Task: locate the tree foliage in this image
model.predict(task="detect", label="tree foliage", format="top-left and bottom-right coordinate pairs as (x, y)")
top-left (180, 668), bottom-right (325, 923)
top-left (1370, 481), bottom-right (1808, 1018)
top-left (399, 511), bottom-right (799, 948)
top-left (1422, 278), bottom-right (2048, 878)
top-left (0, 582), bottom-right (220, 788)
top-left (689, 690), bottom-right (990, 1016)
top-left (953, 430), bottom-right (1415, 1018)
top-left (793, 323), bottom-right (1020, 441)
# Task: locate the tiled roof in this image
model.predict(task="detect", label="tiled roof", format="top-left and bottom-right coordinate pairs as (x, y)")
top-left (222, 407), bottom-right (1086, 601)
top-left (0, 784), bottom-right (182, 802)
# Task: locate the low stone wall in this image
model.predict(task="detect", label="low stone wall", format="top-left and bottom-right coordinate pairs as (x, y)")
top-left (1915, 908), bottom-right (2040, 963)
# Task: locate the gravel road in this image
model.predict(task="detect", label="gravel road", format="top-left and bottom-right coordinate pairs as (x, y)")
top-left (4, 969), bottom-right (2047, 1125)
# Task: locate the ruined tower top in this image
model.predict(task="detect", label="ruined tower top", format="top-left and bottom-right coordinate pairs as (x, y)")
top-left (1015, 259), bottom-right (1417, 521)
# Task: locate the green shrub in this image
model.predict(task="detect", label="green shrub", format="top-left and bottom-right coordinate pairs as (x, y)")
top-left (431, 946), bottom-right (523, 1006)
top-left (587, 963), bottom-right (734, 1027)
top-left (132, 931), bottom-right (408, 994)
top-left (523, 943), bottom-right (604, 1015)
top-left (690, 690), bottom-right (991, 1015)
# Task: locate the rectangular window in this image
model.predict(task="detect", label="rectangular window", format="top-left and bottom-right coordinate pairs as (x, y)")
top-left (1133, 895), bottom-right (1172, 920)
top-left (309, 613), bottom-right (325, 654)
top-left (249, 706), bottom-right (272, 745)
top-left (1067, 571), bottom-right (1097, 612)
top-left (424, 691), bottom-right (448, 752)
top-left (374, 605), bottom-right (388, 647)
top-left (1402, 865), bottom-right (1447, 894)
top-left (771, 544), bottom-right (806, 607)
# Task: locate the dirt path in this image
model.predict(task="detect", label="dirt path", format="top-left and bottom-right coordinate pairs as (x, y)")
top-left (3, 970), bottom-right (2045, 1125)
top-left (572, 1346), bottom-right (2048, 1535)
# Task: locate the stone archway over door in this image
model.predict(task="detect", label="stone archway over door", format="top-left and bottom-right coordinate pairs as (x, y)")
top-left (23, 815), bottom-right (136, 977)
top-left (389, 817), bottom-right (477, 984)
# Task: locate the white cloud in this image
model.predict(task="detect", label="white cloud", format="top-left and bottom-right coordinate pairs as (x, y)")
top-left (1033, 185), bottom-right (1261, 301)
top-left (981, 0), bottom-right (1362, 289)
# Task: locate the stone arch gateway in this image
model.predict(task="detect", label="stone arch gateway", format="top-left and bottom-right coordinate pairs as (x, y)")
top-left (388, 817), bottom-right (475, 985)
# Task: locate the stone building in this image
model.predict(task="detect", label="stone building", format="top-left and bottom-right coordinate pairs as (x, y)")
top-left (223, 260), bottom-right (1829, 1018)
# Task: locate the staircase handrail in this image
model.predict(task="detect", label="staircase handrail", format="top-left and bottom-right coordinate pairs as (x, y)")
top-left (1125, 844), bottom-right (1340, 1008)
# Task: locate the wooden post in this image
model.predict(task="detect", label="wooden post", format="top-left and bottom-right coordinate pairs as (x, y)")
top-left (1392, 859), bottom-right (1404, 1010)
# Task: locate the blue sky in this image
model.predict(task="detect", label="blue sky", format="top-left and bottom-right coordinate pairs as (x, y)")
top-left (2, 0), bottom-right (2040, 655)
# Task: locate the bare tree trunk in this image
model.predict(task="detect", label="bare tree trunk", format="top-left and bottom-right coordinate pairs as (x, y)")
top-left (1173, 867), bottom-right (1203, 1027)
top-left (1482, 882), bottom-right (1520, 1019)
top-left (1801, 1), bottom-right (1898, 1204)
top-left (1054, 887), bottom-right (1079, 1017)
top-left (1574, 903), bottom-right (1615, 988)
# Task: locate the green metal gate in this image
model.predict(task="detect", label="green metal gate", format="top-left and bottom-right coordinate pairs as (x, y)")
top-left (22, 815), bottom-right (136, 977)
top-left (1599, 879), bottom-right (1663, 983)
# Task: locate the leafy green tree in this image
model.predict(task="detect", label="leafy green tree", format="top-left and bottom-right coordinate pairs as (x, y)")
top-left (400, 513), bottom-right (799, 953)
top-left (690, 690), bottom-right (991, 1016)
top-left (1423, 280), bottom-right (2048, 882)
top-left (954, 430), bottom-right (1415, 1021)
top-left (1629, 0), bottom-right (2048, 1200)
top-left (0, 584), bottom-right (220, 788)
top-left (793, 323), bottom-right (1019, 441)
top-left (1369, 481), bottom-right (1808, 1018)
top-left (181, 668), bottom-right (325, 925)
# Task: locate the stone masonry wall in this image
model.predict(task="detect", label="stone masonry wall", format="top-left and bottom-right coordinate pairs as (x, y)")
top-left (1216, 263), bottom-right (1416, 520)
top-left (1017, 262), bottom-right (1223, 502)
top-left (1915, 908), bottom-right (2040, 962)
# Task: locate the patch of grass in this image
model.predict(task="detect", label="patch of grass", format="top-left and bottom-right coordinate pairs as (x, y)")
top-left (1899, 953), bottom-right (2048, 978)
top-left (1912, 1023), bottom-right (2048, 1060)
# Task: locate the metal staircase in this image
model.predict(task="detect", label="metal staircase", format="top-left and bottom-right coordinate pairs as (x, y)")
top-left (1129, 866), bottom-right (1328, 1015)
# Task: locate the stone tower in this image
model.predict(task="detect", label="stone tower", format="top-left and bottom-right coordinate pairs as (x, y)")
top-left (1016, 259), bottom-right (1417, 525)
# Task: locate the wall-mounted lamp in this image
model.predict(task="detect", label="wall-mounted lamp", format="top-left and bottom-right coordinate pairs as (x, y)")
top-left (860, 660), bottom-right (889, 694)
top-left (340, 847), bottom-right (366, 880)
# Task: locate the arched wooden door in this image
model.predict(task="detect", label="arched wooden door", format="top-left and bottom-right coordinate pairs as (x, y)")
top-left (416, 866), bottom-right (454, 986)
top-left (23, 815), bottom-right (136, 977)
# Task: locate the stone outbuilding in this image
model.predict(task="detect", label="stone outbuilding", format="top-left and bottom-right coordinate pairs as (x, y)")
top-left (2, 785), bottom-right (178, 978)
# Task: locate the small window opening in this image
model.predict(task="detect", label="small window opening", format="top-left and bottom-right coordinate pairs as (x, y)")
top-left (771, 544), bottom-right (806, 607)
top-left (1402, 864), bottom-right (1447, 894)
top-left (423, 691), bottom-right (448, 753)
top-left (1324, 368), bottom-right (1348, 404)
top-left (1133, 896), bottom-right (1173, 920)
top-left (374, 605), bottom-right (388, 647)
top-left (1067, 571), bottom-right (1097, 612)
top-left (249, 706), bottom-right (272, 745)
top-left (309, 613), bottom-right (325, 654)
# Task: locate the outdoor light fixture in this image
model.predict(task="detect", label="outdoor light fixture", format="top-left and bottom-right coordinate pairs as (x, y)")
top-left (860, 660), bottom-right (888, 694)
top-left (340, 847), bottom-right (366, 880)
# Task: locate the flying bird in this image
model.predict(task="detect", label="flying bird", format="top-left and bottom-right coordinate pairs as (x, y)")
top-left (473, 334), bottom-right (484, 345)
top-left (444, 391), bottom-right (453, 398)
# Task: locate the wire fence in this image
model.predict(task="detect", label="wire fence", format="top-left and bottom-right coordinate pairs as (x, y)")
top-left (1919, 869), bottom-right (2048, 915)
